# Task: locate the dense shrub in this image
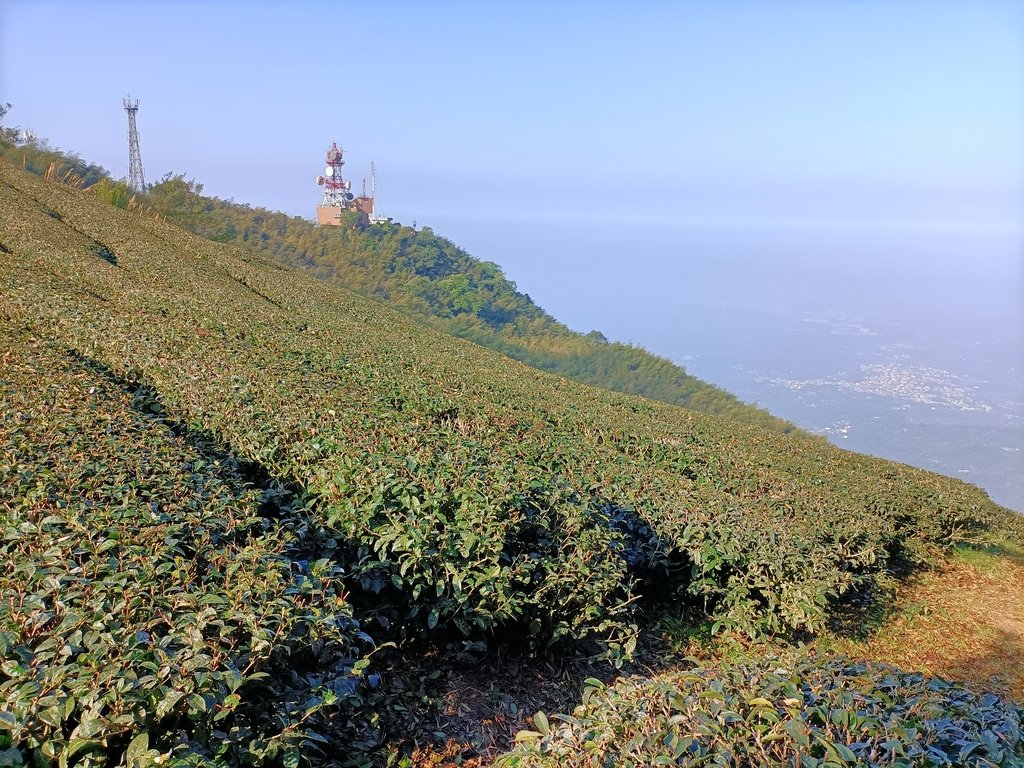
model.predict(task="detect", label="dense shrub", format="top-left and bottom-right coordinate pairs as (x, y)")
top-left (0, 334), bottom-right (367, 766)
top-left (499, 652), bottom-right (1024, 767)
top-left (325, 447), bottom-right (641, 655)
top-left (1, 162), bottom-right (1021, 766)
top-left (90, 178), bottom-right (133, 209)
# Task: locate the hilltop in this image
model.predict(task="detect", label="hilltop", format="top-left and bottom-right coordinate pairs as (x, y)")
top-left (141, 174), bottom-right (803, 434)
top-left (0, 136), bottom-right (800, 435)
top-left (1, 162), bottom-right (1022, 766)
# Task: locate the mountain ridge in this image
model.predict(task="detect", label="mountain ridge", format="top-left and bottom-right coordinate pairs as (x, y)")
top-left (0, 133), bottom-right (801, 434)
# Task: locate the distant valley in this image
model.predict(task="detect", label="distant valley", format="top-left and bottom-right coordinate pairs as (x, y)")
top-left (641, 299), bottom-right (1023, 513)
top-left (446, 219), bottom-right (1024, 513)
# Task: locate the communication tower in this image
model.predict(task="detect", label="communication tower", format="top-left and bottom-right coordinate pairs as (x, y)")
top-left (368, 161), bottom-right (389, 224)
top-left (316, 142), bottom-right (354, 211)
top-left (123, 96), bottom-right (146, 190)
top-left (316, 141), bottom-right (384, 225)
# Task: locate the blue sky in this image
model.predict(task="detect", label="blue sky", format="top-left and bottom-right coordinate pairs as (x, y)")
top-left (2, 0), bottom-right (1022, 237)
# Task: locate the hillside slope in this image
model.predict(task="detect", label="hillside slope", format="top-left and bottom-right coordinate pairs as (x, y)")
top-left (140, 175), bottom-right (803, 433)
top-left (2, 164), bottom-right (1021, 764)
top-left (0, 136), bottom-right (801, 433)
top-left (842, 543), bottom-right (1024, 700)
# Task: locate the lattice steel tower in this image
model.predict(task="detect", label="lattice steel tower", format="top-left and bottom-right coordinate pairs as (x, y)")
top-left (123, 96), bottom-right (146, 190)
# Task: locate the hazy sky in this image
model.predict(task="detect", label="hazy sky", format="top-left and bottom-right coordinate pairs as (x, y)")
top-left (2, 0), bottom-right (1022, 237)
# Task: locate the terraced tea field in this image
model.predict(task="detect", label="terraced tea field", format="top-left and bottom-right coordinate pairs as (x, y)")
top-left (2, 164), bottom-right (1022, 765)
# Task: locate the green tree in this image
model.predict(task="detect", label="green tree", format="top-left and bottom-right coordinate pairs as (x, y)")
top-left (91, 178), bottom-right (133, 208)
top-left (437, 273), bottom-right (481, 314)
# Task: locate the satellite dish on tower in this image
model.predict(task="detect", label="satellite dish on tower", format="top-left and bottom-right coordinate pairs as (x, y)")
top-left (325, 166), bottom-right (334, 177)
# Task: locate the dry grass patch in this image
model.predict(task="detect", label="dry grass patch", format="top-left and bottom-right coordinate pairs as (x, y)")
top-left (837, 544), bottom-right (1024, 700)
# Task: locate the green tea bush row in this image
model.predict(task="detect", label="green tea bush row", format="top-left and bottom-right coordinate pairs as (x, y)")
top-left (323, 446), bottom-right (640, 655)
top-left (0, 332), bottom-right (366, 767)
top-left (499, 652), bottom-right (1024, 767)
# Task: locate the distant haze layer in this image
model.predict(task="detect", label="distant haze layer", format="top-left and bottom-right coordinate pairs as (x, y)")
top-left (428, 216), bottom-right (1024, 512)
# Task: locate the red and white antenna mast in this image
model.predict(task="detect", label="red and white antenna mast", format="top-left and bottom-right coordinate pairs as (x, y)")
top-left (315, 142), bottom-right (354, 208)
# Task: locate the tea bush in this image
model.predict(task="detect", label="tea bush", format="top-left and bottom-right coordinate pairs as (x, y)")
top-left (499, 652), bottom-right (1024, 767)
top-left (0, 332), bottom-right (368, 766)
top-left (1, 162), bottom-right (1018, 656)
top-left (1, 162), bottom-right (1022, 765)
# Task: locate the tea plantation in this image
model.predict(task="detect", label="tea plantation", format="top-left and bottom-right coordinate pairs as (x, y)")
top-left (2, 163), bottom-right (1022, 765)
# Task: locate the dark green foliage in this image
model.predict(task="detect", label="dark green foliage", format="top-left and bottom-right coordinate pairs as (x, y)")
top-left (499, 652), bottom-right (1024, 766)
top-left (0, 333), bottom-right (367, 766)
top-left (327, 445), bottom-right (641, 655)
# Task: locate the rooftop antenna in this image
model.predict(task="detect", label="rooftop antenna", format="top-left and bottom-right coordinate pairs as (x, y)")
top-left (123, 95), bottom-right (146, 190)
